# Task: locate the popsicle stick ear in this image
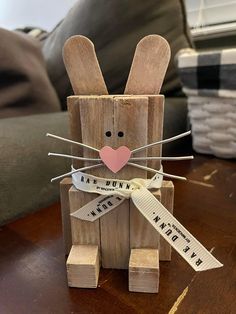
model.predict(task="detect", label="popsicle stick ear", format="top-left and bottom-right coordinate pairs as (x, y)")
top-left (63, 35), bottom-right (108, 95)
top-left (124, 35), bottom-right (171, 95)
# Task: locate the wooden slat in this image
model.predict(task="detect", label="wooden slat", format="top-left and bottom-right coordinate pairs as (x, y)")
top-left (147, 95), bottom-right (164, 172)
top-left (101, 96), bottom-right (148, 269)
top-left (63, 35), bottom-right (108, 95)
top-left (69, 187), bottom-right (100, 247)
top-left (78, 96), bottom-right (114, 166)
top-left (159, 180), bottom-right (174, 261)
top-left (129, 95), bottom-right (164, 256)
top-left (67, 96), bottom-right (83, 169)
top-left (99, 201), bottom-right (130, 269)
top-left (60, 177), bottom-right (73, 255)
top-left (130, 190), bottom-right (160, 249)
top-left (79, 96), bottom-right (148, 269)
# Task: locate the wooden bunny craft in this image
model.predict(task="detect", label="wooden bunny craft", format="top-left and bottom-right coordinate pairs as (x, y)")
top-left (47, 35), bottom-right (221, 293)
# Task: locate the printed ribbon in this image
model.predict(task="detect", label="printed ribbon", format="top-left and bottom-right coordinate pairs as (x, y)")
top-left (71, 169), bottom-right (223, 272)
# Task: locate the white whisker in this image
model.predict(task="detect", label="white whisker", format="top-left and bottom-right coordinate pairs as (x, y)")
top-left (46, 133), bottom-right (99, 152)
top-left (127, 162), bottom-right (187, 181)
top-left (130, 156), bottom-right (194, 161)
top-left (51, 163), bottom-right (103, 182)
top-left (48, 152), bottom-right (101, 161)
top-left (131, 131), bottom-right (191, 154)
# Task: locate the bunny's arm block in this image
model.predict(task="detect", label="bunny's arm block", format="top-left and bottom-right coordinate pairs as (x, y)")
top-left (66, 244), bottom-right (100, 288)
top-left (60, 178), bottom-right (73, 255)
top-left (129, 248), bottom-right (159, 293)
top-left (159, 181), bottom-right (174, 261)
top-left (69, 187), bottom-right (101, 247)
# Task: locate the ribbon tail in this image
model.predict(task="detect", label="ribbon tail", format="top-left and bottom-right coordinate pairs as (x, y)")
top-left (131, 187), bottom-right (223, 272)
top-left (70, 194), bottom-right (126, 222)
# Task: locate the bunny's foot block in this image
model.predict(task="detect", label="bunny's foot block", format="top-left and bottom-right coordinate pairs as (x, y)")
top-left (129, 249), bottom-right (159, 293)
top-left (66, 245), bottom-right (100, 288)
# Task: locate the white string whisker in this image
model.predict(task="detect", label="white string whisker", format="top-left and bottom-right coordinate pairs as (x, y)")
top-left (48, 152), bottom-right (101, 162)
top-left (130, 155), bottom-right (194, 161)
top-left (51, 163), bottom-right (104, 182)
top-left (131, 131), bottom-right (191, 154)
top-left (46, 133), bottom-right (100, 152)
top-left (127, 162), bottom-right (187, 181)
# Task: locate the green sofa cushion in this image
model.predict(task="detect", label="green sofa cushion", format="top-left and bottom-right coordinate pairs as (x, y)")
top-left (42, 0), bottom-right (193, 109)
top-left (0, 112), bottom-right (69, 225)
top-left (0, 28), bottom-right (60, 118)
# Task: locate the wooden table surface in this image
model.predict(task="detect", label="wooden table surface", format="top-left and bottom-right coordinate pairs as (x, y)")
top-left (0, 155), bottom-right (235, 314)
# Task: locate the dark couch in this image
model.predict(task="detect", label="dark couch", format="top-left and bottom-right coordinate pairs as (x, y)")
top-left (0, 0), bottom-right (192, 225)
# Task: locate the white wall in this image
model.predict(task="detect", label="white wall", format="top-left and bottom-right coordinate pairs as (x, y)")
top-left (185, 0), bottom-right (236, 28)
top-left (0, 0), bottom-right (78, 31)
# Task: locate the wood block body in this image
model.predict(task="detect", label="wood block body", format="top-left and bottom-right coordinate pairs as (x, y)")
top-left (66, 245), bottom-right (100, 288)
top-left (129, 249), bottom-right (159, 293)
top-left (67, 95), bottom-right (168, 269)
top-left (60, 178), bottom-right (73, 255)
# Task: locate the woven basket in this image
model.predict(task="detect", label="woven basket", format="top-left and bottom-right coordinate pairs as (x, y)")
top-left (188, 96), bottom-right (236, 158)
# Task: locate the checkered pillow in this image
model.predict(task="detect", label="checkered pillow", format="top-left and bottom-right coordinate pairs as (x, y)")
top-left (177, 48), bottom-right (236, 97)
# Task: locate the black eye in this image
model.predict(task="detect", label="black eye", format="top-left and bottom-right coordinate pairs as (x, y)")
top-left (118, 131), bottom-right (124, 137)
top-left (105, 131), bottom-right (112, 137)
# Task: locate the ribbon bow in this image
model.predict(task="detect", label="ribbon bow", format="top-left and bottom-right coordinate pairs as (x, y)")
top-left (71, 169), bottom-right (223, 272)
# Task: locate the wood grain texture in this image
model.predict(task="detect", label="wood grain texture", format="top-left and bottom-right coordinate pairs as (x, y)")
top-left (124, 35), bottom-right (171, 95)
top-left (129, 95), bottom-right (164, 258)
top-left (159, 181), bottom-right (174, 261)
top-left (78, 96), bottom-right (114, 171)
top-left (102, 96), bottom-right (148, 268)
top-left (130, 190), bottom-right (160, 249)
top-left (69, 187), bottom-right (100, 247)
top-left (67, 95), bottom-right (166, 268)
top-left (67, 96), bottom-right (83, 169)
top-left (60, 177), bottom-right (72, 255)
top-left (63, 36), bottom-right (108, 95)
top-left (129, 249), bottom-right (159, 293)
top-left (147, 95), bottom-right (164, 172)
top-left (66, 245), bottom-right (100, 288)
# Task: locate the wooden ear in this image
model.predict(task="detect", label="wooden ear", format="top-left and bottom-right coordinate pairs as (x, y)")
top-left (124, 35), bottom-right (171, 95)
top-left (63, 35), bottom-right (108, 95)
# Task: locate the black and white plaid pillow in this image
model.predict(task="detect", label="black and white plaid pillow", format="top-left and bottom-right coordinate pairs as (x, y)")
top-left (177, 48), bottom-right (236, 97)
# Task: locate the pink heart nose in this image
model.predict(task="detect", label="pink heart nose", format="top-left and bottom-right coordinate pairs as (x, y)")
top-left (99, 146), bottom-right (131, 173)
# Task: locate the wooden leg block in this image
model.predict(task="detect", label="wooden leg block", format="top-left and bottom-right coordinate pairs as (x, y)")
top-left (66, 245), bottom-right (100, 288)
top-left (129, 249), bottom-right (159, 293)
top-left (159, 181), bottom-right (174, 261)
top-left (69, 187), bottom-right (100, 247)
top-left (60, 178), bottom-right (73, 255)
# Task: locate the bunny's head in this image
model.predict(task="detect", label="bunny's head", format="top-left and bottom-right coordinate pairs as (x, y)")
top-left (48, 35), bottom-right (192, 182)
